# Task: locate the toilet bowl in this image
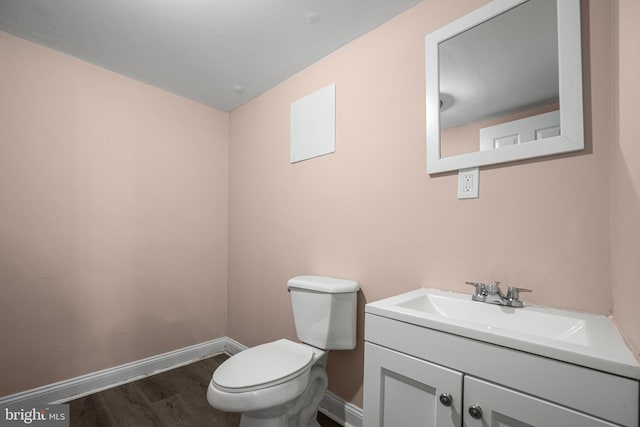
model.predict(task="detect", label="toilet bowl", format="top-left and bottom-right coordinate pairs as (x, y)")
top-left (207, 339), bottom-right (328, 427)
top-left (206, 275), bottom-right (359, 427)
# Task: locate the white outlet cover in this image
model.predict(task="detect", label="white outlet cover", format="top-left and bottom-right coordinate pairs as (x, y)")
top-left (458, 167), bottom-right (479, 199)
top-left (290, 83), bottom-right (336, 163)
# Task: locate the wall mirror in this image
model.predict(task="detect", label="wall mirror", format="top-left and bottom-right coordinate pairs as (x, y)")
top-left (426, 0), bottom-right (583, 174)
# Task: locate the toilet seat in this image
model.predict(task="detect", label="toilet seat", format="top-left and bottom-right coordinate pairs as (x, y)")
top-left (212, 339), bottom-right (314, 393)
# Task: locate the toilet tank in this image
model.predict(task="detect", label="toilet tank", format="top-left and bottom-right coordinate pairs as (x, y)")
top-left (288, 275), bottom-right (359, 350)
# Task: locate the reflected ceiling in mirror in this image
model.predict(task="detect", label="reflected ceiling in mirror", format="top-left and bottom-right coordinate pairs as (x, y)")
top-left (426, 0), bottom-right (583, 174)
top-left (439, 0), bottom-right (558, 132)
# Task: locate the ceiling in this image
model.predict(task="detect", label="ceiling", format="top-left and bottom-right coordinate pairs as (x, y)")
top-left (0, 0), bottom-right (421, 112)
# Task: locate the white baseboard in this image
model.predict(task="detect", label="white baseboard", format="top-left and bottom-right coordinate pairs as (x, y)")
top-left (0, 336), bottom-right (364, 427)
top-left (223, 336), bottom-right (248, 355)
top-left (0, 337), bottom-right (230, 407)
top-left (320, 390), bottom-right (364, 427)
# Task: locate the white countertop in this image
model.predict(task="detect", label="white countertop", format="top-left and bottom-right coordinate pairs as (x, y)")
top-left (365, 288), bottom-right (640, 379)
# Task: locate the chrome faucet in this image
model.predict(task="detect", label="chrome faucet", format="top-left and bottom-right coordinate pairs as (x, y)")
top-left (465, 281), bottom-right (532, 308)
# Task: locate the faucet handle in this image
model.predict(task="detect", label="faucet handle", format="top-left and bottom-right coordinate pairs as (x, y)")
top-left (465, 281), bottom-right (485, 291)
top-left (505, 286), bottom-right (532, 307)
top-left (465, 281), bottom-right (487, 301)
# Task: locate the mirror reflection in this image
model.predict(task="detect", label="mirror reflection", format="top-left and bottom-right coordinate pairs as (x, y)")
top-left (439, 0), bottom-right (560, 158)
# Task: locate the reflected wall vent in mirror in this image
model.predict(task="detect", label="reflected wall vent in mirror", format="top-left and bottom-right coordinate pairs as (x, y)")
top-left (425, 0), bottom-right (583, 174)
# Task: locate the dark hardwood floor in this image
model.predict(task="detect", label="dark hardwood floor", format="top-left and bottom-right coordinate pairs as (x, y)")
top-left (69, 354), bottom-right (341, 427)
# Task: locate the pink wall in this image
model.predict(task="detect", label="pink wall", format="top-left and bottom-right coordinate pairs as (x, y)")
top-left (0, 32), bottom-right (230, 396)
top-left (611, 0), bottom-right (640, 356)
top-left (228, 0), bottom-right (621, 407)
top-left (2, 0), bottom-right (638, 411)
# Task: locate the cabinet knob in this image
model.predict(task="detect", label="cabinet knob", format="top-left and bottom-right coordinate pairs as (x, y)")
top-left (468, 404), bottom-right (483, 419)
top-left (438, 393), bottom-right (452, 407)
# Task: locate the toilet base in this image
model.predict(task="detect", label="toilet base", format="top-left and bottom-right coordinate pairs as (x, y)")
top-left (239, 358), bottom-right (328, 427)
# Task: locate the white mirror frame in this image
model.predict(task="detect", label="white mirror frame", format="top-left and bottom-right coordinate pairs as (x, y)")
top-left (426, 0), bottom-right (583, 174)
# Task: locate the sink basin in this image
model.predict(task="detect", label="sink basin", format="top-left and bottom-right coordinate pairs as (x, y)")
top-left (366, 288), bottom-right (640, 379)
top-left (396, 290), bottom-right (589, 346)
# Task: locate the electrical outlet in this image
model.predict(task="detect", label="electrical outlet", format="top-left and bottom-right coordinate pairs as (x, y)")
top-left (458, 167), bottom-right (479, 199)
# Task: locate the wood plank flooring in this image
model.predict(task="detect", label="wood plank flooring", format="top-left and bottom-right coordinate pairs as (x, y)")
top-left (69, 354), bottom-right (341, 427)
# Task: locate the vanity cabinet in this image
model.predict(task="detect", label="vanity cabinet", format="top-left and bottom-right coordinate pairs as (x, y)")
top-left (364, 343), bottom-right (617, 426)
top-left (363, 313), bottom-right (639, 427)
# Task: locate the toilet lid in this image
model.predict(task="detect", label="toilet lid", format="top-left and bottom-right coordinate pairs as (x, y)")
top-left (212, 339), bottom-right (314, 392)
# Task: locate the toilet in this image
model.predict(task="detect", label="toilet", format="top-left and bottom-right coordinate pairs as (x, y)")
top-left (207, 275), bottom-right (359, 427)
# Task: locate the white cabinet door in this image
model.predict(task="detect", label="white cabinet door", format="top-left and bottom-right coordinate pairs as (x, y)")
top-left (363, 343), bottom-right (462, 427)
top-left (463, 376), bottom-right (619, 427)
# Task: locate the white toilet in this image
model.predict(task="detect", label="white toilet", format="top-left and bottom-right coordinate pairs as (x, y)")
top-left (207, 275), bottom-right (359, 427)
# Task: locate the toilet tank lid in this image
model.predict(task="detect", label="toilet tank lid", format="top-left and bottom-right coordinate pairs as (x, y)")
top-left (287, 275), bottom-right (359, 293)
